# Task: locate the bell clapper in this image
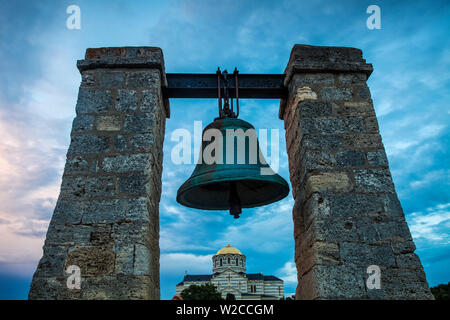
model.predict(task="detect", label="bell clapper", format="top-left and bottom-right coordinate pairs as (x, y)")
top-left (229, 181), bottom-right (242, 219)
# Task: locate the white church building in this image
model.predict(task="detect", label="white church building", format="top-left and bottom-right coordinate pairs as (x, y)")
top-left (176, 244), bottom-right (284, 300)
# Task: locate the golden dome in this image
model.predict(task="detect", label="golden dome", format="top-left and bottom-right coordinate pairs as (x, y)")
top-left (216, 243), bottom-right (242, 255)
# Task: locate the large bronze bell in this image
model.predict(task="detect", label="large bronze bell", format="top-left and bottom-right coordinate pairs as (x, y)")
top-left (176, 68), bottom-right (289, 218)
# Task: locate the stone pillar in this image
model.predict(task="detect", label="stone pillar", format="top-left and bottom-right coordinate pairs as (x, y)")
top-left (280, 44), bottom-right (433, 299)
top-left (29, 47), bottom-right (169, 300)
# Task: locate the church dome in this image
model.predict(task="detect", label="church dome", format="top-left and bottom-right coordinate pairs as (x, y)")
top-left (216, 243), bottom-right (242, 255)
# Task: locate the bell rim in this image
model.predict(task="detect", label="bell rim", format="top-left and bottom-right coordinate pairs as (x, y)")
top-left (176, 175), bottom-right (290, 211)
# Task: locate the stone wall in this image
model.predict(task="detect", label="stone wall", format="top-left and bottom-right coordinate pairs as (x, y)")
top-left (29, 47), bottom-right (169, 300)
top-left (280, 44), bottom-right (433, 299)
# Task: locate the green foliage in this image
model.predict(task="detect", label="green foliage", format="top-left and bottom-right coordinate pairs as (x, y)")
top-left (431, 282), bottom-right (450, 300)
top-left (180, 283), bottom-right (224, 300)
top-left (226, 293), bottom-right (236, 300)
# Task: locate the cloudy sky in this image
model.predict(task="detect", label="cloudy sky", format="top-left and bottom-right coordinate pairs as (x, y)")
top-left (0, 0), bottom-right (449, 299)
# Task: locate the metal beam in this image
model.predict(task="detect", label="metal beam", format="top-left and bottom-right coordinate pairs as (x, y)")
top-left (163, 73), bottom-right (287, 99)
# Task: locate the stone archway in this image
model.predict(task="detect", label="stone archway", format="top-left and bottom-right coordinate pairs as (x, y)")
top-left (28, 45), bottom-right (433, 300)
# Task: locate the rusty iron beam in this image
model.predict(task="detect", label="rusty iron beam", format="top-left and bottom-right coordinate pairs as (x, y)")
top-left (163, 73), bottom-right (287, 99)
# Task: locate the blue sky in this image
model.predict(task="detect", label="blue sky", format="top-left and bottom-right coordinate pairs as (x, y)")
top-left (0, 0), bottom-right (448, 300)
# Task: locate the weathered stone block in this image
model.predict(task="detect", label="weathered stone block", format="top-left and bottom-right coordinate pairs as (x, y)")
top-left (81, 72), bottom-right (95, 87)
top-left (357, 85), bottom-right (371, 99)
top-left (286, 122), bottom-right (300, 152)
top-left (300, 150), bottom-right (336, 176)
top-left (344, 117), bottom-right (365, 133)
top-left (337, 101), bottom-right (375, 117)
top-left (114, 134), bottom-right (127, 151)
top-left (391, 241), bottom-right (416, 255)
top-left (376, 221), bottom-right (413, 243)
top-left (329, 193), bottom-right (382, 218)
top-left (96, 115), bottom-right (122, 131)
top-left (118, 174), bottom-right (151, 195)
top-left (343, 134), bottom-right (382, 149)
top-left (358, 213), bottom-right (411, 244)
top-left (82, 200), bottom-right (120, 224)
top-left (129, 133), bottom-right (155, 151)
top-left (314, 242), bottom-right (340, 265)
top-left (396, 253), bottom-right (423, 269)
top-left (115, 89), bottom-right (138, 112)
top-left (284, 45), bottom-right (373, 89)
top-left (66, 245), bottom-right (115, 276)
top-left (300, 265), bottom-right (366, 299)
top-left (114, 245), bottom-right (134, 275)
top-left (97, 72), bottom-right (125, 88)
top-left (301, 117), bottom-right (347, 134)
top-left (321, 87), bottom-right (353, 100)
top-left (313, 218), bottom-right (359, 243)
top-left (45, 224), bottom-right (92, 246)
top-left (301, 193), bottom-right (331, 229)
top-left (124, 197), bottom-right (150, 222)
top-left (292, 73), bottom-right (334, 86)
top-left (357, 222), bottom-right (381, 243)
top-left (126, 71), bottom-right (159, 88)
top-left (51, 198), bottom-right (84, 225)
top-left (367, 149), bottom-right (388, 166)
top-left (89, 225), bottom-right (112, 245)
top-left (72, 115), bottom-right (94, 132)
top-left (141, 89), bottom-right (160, 113)
top-left (33, 246), bottom-right (68, 277)
top-left (301, 134), bottom-right (342, 150)
top-left (64, 156), bottom-right (91, 174)
top-left (365, 116), bottom-right (379, 132)
top-left (124, 113), bottom-right (156, 133)
top-left (102, 153), bottom-right (152, 173)
top-left (61, 176), bottom-right (115, 199)
top-left (354, 169), bottom-right (394, 193)
top-left (134, 244), bottom-right (151, 275)
top-left (336, 150), bottom-right (366, 167)
top-left (112, 221), bottom-right (152, 247)
top-left (367, 268), bottom-right (434, 299)
top-left (338, 73), bottom-right (367, 84)
top-left (340, 242), bottom-right (396, 267)
top-left (305, 172), bottom-right (351, 198)
top-left (76, 89), bottom-right (113, 114)
top-left (380, 193), bottom-right (404, 218)
top-left (299, 241), bottom-right (341, 274)
top-left (68, 135), bottom-right (109, 155)
top-left (298, 100), bottom-right (333, 117)
top-left (29, 277), bottom-right (80, 300)
top-left (81, 275), bottom-right (152, 300)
